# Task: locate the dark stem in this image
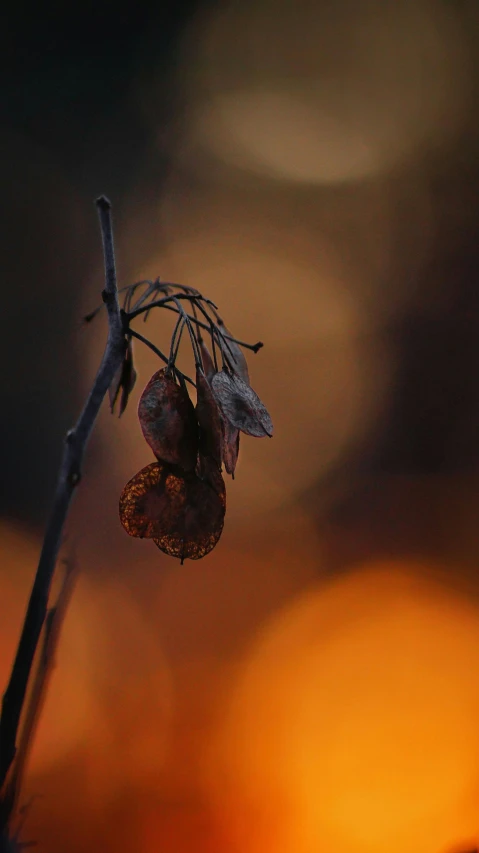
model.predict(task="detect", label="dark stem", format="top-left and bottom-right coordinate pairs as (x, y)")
top-left (127, 329), bottom-right (195, 387)
top-left (128, 301), bottom-right (263, 353)
top-left (0, 196), bottom-right (125, 806)
top-left (168, 316), bottom-right (185, 370)
top-left (2, 556), bottom-right (78, 824)
top-left (127, 293), bottom-right (190, 320)
top-left (190, 299), bottom-right (235, 369)
top-left (210, 328), bottom-right (219, 373)
top-left (131, 281), bottom-right (159, 316)
top-left (170, 295), bottom-right (202, 366)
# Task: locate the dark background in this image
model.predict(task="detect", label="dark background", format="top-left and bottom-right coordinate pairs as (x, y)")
top-left (1, 0), bottom-right (203, 522)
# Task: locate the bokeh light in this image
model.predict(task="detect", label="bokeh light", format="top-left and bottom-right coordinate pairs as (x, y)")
top-left (203, 562), bottom-right (479, 853)
top-left (182, 0), bottom-right (470, 184)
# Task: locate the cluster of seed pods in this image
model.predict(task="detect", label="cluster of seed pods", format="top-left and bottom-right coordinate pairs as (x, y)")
top-left (115, 293), bottom-right (273, 562)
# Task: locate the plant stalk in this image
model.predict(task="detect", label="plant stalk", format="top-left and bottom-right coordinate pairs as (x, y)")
top-left (0, 196), bottom-right (124, 809)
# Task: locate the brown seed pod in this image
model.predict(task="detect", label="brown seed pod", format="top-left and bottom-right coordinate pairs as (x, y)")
top-left (196, 451), bottom-right (227, 498)
top-left (196, 365), bottom-right (223, 466)
top-left (211, 369), bottom-right (273, 438)
top-left (138, 368), bottom-right (198, 470)
top-left (198, 336), bottom-right (216, 382)
top-left (222, 420), bottom-right (240, 477)
top-left (217, 319), bottom-right (249, 383)
top-left (119, 461), bottom-right (225, 561)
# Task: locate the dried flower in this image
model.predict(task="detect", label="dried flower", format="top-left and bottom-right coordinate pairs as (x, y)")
top-left (138, 368), bottom-right (198, 471)
top-left (195, 365), bottom-right (223, 467)
top-left (217, 319), bottom-right (249, 383)
top-left (222, 420), bottom-right (240, 477)
top-left (198, 335), bottom-right (216, 382)
top-left (211, 369), bottom-right (273, 438)
top-left (119, 461), bottom-right (225, 562)
top-left (196, 356), bottom-right (242, 478)
top-left (91, 275), bottom-right (273, 560)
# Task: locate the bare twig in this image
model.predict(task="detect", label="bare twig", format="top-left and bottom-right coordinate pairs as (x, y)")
top-left (127, 300), bottom-right (263, 353)
top-left (0, 196), bottom-right (124, 804)
top-left (127, 329), bottom-right (196, 387)
top-left (2, 555), bottom-right (78, 826)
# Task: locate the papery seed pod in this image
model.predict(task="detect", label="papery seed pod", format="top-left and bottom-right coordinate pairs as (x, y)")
top-left (196, 365), bottom-right (223, 466)
top-left (119, 461), bottom-right (225, 561)
top-left (211, 369), bottom-right (273, 438)
top-left (222, 420), bottom-right (240, 477)
top-left (138, 368), bottom-right (198, 470)
top-left (217, 319), bottom-right (249, 383)
top-left (109, 338), bottom-right (137, 416)
top-left (196, 452), bottom-right (226, 496)
top-left (198, 336), bottom-right (216, 382)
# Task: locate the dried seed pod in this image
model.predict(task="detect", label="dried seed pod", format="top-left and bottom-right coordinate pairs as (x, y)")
top-left (204, 460), bottom-right (227, 508)
top-left (119, 461), bottom-right (225, 561)
top-left (109, 338), bottom-right (137, 416)
top-left (198, 336), bottom-right (216, 382)
top-left (196, 365), bottom-right (223, 466)
top-left (211, 369), bottom-right (273, 438)
top-left (196, 452), bottom-right (226, 495)
top-left (119, 462), bottom-right (169, 539)
top-left (217, 319), bottom-right (249, 383)
top-left (222, 420), bottom-right (240, 477)
top-left (138, 368), bottom-right (198, 470)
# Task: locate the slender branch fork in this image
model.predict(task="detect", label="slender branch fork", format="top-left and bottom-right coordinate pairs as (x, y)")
top-left (0, 197), bottom-right (125, 818)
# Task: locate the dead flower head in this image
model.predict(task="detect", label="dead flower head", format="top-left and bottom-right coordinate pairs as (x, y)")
top-left (100, 276), bottom-right (273, 560)
top-left (138, 368), bottom-right (198, 471)
top-left (211, 368), bottom-right (273, 438)
top-left (119, 461), bottom-right (225, 562)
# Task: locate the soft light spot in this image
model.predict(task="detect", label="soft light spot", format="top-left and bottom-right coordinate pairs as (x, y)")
top-left (203, 562), bottom-right (479, 853)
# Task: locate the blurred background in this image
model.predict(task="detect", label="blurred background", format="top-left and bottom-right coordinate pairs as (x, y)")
top-left (2, 0), bottom-right (479, 851)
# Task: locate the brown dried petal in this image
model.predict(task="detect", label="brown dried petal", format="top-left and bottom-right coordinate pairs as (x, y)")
top-left (196, 366), bottom-right (223, 466)
top-left (119, 462), bottom-right (169, 539)
top-left (138, 368), bottom-right (198, 470)
top-left (195, 452), bottom-right (226, 500)
top-left (217, 320), bottom-right (249, 383)
top-left (211, 369), bottom-right (273, 438)
top-left (198, 337), bottom-right (216, 382)
top-left (222, 420), bottom-right (240, 477)
top-left (109, 338), bottom-right (137, 417)
top-left (119, 461), bottom-right (225, 561)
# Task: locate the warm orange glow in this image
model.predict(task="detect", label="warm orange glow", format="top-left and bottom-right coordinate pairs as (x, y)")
top-left (202, 562), bottom-right (479, 853)
top-left (3, 498), bottom-right (479, 853)
top-left (0, 522), bottom-right (38, 684)
top-left (32, 574), bottom-right (174, 796)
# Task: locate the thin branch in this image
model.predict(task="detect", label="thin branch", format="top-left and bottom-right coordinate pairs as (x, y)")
top-left (0, 196), bottom-right (125, 802)
top-left (128, 301), bottom-right (263, 353)
top-left (167, 315), bottom-right (184, 370)
top-left (87, 284), bottom-right (263, 356)
top-left (127, 329), bottom-right (195, 388)
top-left (169, 295), bottom-right (202, 366)
top-left (2, 555), bottom-right (78, 826)
top-left (127, 293), bottom-right (193, 320)
top-left (183, 297), bottom-right (235, 369)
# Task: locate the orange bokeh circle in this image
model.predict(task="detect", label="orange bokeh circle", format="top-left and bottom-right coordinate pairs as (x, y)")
top-left (202, 562), bottom-right (479, 853)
